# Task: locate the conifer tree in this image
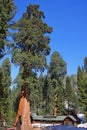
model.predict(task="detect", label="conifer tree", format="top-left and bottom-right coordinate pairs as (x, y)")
top-left (48, 51), bottom-right (67, 116)
top-left (41, 75), bottom-right (54, 115)
top-left (12, 4), bottom-right (52, 129)
top-left (84, 57), bottom-right (87, 73)
top-left (77, 65), bottom-right (87, 118)
top-left (65, 76), bottom-right (75, 115)
top-left (0, 58), bottom-right (11, 124)
top-left (70, 75), bottom-right (79, 112)
top-left (30, 73), bottom-right (43, 115)
top-left (0, 0), bottom-right (15, 57)
top-left (0, 68), bottom-right (3, 120)
top-left (77, 66), bottom-right (85, 110)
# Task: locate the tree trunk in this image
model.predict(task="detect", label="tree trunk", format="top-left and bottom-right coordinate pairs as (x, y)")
top-left (53, 93), bottom-right (58, 116)
top-left (21, 97), bottom-right (31, 130)
top-left (14, 89), bottom-right (32, 130)
top-left (53, 107), bottom-right (58, 116)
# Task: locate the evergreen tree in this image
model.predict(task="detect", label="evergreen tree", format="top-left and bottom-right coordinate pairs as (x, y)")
top-left (12, 4), bottom-right (52, 129)
top-left (11, 74), bottom-right (22, 119)
top-left (77, 66), bottom-right (85, 110)
top-left (41, 75), bottom-right (54, 115)
top-left (35, 74), bottom-right (44, 115)
top-left (0, 0), bottom-right (15, 57)
top-left (70, 75), bottom-right (79, 112)
top-left (48, 51), bottom-right (67, 116)
top-left (30, 73), bottom-right (43, 115)
top-left (49, 51), bottom-right (67, 79)
top-left (0, 58), bottom-right (11, 124)
top-left (0, 68), bottom-right (3, 119)
top-left (84, 57), bottom-right (87, 73)
top-left (77, 66), bottom-right (87, 118)
top-left (65, 76), bottom-right (76, 115)
top-left (11, 85), bottom-right (20, 118)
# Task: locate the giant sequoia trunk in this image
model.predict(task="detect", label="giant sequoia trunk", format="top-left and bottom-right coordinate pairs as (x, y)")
top-left (14, 88), bottom-right (32, 130)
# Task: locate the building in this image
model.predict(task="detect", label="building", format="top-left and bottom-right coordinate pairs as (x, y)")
top-left (31, 114), bottom-right (79, 126)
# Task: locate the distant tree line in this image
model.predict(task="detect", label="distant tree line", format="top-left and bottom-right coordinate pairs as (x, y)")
top-left (0, 0), bottom-right (87, 127)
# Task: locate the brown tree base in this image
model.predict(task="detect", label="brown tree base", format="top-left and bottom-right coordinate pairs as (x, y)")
top-left (14, 90), bottom-right (32, 130)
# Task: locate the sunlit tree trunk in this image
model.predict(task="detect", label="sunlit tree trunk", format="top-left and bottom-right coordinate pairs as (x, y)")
top-left (21, 97), bottom-right (31, 130)
top-left (14, 89), bottom-right (32, 130)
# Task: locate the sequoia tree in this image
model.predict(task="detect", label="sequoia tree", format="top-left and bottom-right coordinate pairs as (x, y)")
top-left (12, 4), bottom-right (52, 130)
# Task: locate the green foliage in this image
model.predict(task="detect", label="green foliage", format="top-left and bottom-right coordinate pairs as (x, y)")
top-left (48, 51), bottom-right (67, 79)
top-left (0, 68), bottom-right (3, 119)
top-left (84, 57), bottom-right (87, 73)
top-left (66, 77), bottom-right (72, 101)
top-left (47, 51), bottom-right (67, 115)
top-left (0, 58), bottom-right (12, 125)
top-left (70, 75), bottom-right (79, 111)
top-left (11, 85), bottom-right (20, 121)
top-left (12, 4), bottom-right (53, 68)
top-left (42, 76), bottom-right (54, 115)
top-left (30, 74), bottom-right (43, 114)
top-left (77, 66), bottom-right (87, 116)
top-left (0, 0), bottom-right (15, 57)
top-left (12, 4), bottom-right (53, 100)
top-left (65, 76), bottom-right (79, 115)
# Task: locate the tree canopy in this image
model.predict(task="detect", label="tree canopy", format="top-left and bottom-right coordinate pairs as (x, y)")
top-left (12, 4), bottom-right (53, 94)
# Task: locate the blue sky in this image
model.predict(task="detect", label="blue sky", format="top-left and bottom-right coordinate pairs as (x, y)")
top-left (1, 0), bottom-right (87, 80)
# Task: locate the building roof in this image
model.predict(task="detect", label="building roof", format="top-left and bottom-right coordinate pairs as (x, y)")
top-left (31, 114), bottom-right (77, 122)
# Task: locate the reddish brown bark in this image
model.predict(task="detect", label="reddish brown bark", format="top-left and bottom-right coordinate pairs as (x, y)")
top-left (14, 89), bottom-right (32, 130)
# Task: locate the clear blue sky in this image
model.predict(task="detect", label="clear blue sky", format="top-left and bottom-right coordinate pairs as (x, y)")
top-left (1, 0), bottom-right (87, 80)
